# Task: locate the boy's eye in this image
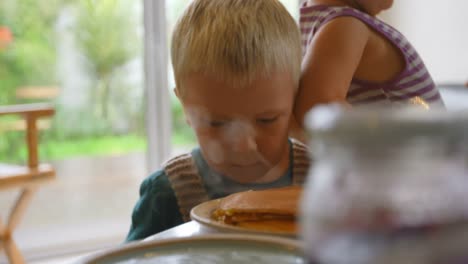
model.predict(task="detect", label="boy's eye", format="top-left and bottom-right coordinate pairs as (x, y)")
top-left (209, 120), bottom-right (227, 127)
top-left (257, 116), bottom-right (278, 124)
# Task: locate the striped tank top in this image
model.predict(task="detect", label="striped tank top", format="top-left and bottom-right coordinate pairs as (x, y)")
top-left (300, 4), bottom-right (445, 108)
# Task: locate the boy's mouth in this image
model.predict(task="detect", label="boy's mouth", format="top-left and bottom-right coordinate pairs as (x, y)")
top-left (230, 162), bottom-right (260, 168)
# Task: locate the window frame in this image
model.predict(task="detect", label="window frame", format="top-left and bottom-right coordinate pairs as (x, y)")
top-left (143, 0), bottom-right (172, 173)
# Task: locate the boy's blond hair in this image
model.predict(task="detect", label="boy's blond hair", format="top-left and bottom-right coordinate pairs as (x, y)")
top-left (171, 0), bottom-right (301, 95)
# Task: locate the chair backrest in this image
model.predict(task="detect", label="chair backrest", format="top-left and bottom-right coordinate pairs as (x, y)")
top-left (0, 103), bottom-right (55, 168)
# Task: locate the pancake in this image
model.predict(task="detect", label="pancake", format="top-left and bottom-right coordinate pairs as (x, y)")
top-left (211, 186), bottom-right (302, 233)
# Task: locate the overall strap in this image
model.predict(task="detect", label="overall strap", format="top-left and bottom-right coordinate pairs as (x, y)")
top-left (291, 138), bottom-right (311, 185)
top-left (164, 153), bottom-right (209, 222)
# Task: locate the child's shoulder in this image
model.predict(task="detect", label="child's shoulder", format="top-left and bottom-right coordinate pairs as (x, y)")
top-left (309, 15), bottom-right (371, 56)
top-left (163, 152), bottom-right (195, 172)
top-left (139, 169), bottom-right (171, 194)
top-left (324, 15), bottom-right (370, 34)
top-left (143, 152), bottom-right (196, 188)
top-left (301, 3), bottom-right (364, 17)
top-left (302, 3), bottom-right (377, 33)
top-left (301, 4), bottom-right (371, 37)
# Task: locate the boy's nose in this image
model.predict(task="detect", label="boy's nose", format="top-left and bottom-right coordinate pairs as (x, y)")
top-left (232, 133), bottom-right (257, 153)
top-left (225, 120), bottom-right (258, 153)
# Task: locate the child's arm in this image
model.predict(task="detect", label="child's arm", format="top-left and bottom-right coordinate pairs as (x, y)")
top-left (294, 17), bottom-right (370, 126)
top-left (125, 172), bottom-right (184, 242)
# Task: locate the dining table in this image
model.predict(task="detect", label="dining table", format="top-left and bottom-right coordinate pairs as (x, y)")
top-left (75, 220), bottom-right (303, 264)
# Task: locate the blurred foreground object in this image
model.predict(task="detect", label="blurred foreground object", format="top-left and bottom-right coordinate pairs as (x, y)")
top-left (0, 103), bottom-right (55, 264)
top-left (301, 104), bottom-right (468, 264)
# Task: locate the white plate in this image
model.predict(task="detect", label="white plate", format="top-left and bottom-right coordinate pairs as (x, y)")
top-left (190, 199), bottom-right (296, 237)
top-left (78, 234), bottom-right (305, 264)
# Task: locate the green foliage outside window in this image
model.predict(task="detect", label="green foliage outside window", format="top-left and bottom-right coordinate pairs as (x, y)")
top-left (0, 0), bottom-right (196, 164)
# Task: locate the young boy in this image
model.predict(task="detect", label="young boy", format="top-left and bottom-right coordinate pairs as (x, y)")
top-left (126, 0), bottom-right (310, 242)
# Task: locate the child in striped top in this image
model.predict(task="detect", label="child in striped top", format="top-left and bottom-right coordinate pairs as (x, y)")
top-left (292, 0), bottom-right (445, 136)
top-left (126, 0), bottom-right (310, 242)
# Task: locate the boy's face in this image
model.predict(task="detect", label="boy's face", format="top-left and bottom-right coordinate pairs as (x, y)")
top-left (178, 72), bottom-right (295, 182)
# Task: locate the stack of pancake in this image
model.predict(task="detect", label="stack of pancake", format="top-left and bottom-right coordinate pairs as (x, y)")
top-left (211, 186), bottom-right (302, 234)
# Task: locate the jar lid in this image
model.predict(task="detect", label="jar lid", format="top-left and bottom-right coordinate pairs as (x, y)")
top-left (304, 104), bottom-right (468, 146)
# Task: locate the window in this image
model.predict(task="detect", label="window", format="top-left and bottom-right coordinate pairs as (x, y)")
top-left (1, 0), bottom-right (145, 261)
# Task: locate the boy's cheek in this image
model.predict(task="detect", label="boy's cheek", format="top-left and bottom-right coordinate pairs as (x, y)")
top-left (193, 127), bottom-right (224, 140)
top-left (199, 138), bottom-right (226, 165)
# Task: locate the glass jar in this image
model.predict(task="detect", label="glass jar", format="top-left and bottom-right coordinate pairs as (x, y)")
top-left (300, 105), bottom-right (468, 264)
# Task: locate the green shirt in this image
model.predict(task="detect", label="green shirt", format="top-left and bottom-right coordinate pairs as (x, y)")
top-left (126, 141), bottom-right (295, 242)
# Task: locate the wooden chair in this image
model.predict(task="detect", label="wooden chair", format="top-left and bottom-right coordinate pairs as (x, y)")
top-left (0, 103), bottom-right (56, 264)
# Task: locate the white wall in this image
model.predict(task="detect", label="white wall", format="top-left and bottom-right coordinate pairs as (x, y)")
top-left (381, 0), bottom-right (468, 83)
